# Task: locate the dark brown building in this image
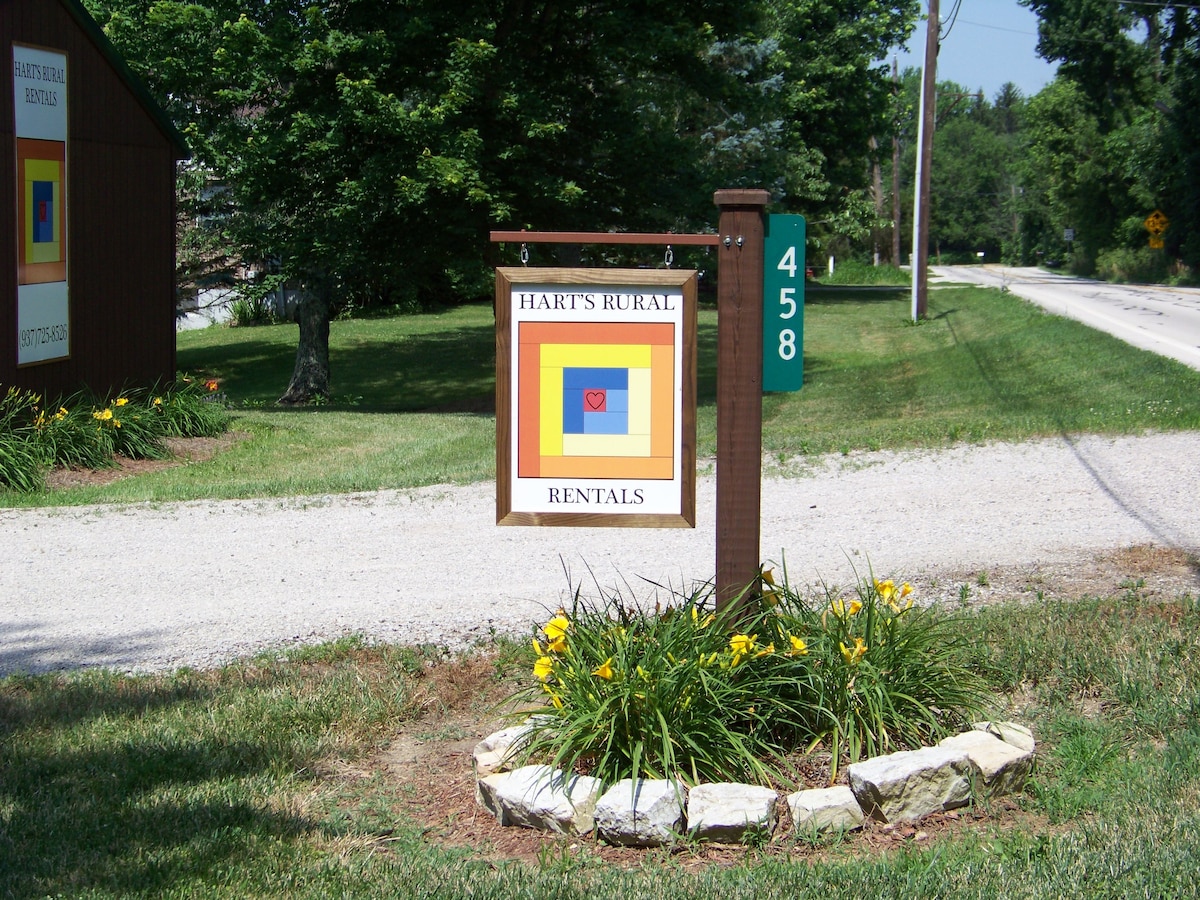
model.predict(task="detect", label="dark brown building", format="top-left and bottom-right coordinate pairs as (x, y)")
top-left (2, 0), bottom-right (186, 401)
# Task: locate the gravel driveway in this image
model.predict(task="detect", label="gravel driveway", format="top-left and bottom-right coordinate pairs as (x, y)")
top-left (3, 430), bottom-right (1198, 676)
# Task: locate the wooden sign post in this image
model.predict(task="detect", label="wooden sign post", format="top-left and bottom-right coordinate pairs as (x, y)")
top-left (491, 188), bottom-right (775, 611)
top-left (714, 189), bottom-right (770, 609)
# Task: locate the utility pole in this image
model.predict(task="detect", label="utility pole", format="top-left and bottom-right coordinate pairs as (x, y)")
top-left (910, 0), bottom-right (939, 321)
top-left (892, 58), bottom-right (901, 268)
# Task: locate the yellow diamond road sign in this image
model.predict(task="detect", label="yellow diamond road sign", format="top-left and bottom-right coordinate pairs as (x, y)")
top-left (1144, 210), bottom-right (1169, 236)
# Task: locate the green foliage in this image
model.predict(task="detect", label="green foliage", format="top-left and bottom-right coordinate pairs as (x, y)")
top-left (228, 275), bottom-right (283, 327)
top-left (510, 567), bottom-right (986, 789)
top-left (1095, 245), bottom-right (1171, 283)
top-left (512, 588), bottom-right (821, 788)
top-left (150, 377), bottom-right (232, 438)
top-left (37, 400), bottom-right (117, 470)
top-left (0, 378), bottom-right (230, 494)
top-left (90, 395), bottom-right (171, 461)
top-left (769, 567), bottom-right (990, 781)
top-left (815, 261), bottom-right (910, 286)
top-left (0, 387), bottom-right (49, 491)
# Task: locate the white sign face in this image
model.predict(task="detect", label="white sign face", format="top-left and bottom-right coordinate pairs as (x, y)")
top-left (495, 268), bottom-right (697, 528)
top-left (13, 44), bottom-right (70, 366)
top-left (13, 45), bottom-right (67, 140)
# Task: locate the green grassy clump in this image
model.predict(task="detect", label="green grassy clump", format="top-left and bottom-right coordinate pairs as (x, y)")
top-left (510, 570), bottom-right (988, 789)
top-left (0, 378), bottom-right (231, 492)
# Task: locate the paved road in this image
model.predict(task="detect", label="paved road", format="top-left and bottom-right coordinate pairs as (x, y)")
top-left (933, 265), bottom-right (1200, 372)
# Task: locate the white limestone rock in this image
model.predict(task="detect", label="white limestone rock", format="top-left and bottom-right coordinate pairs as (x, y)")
top-left (940, 730), bottom-right (1034, 795)
top-left (687, 783), bottom-right (778, 843)
top-left (848, 746), bottom-right (972, 823)
top-left (787, 785), bottom-right (865, 834)
top-left (476, 765), bottom-right (602, 835)
top-left (472, 724), bottom-right (533, 777)
top-left (972, 720), bottom-right (1036, 754)
top-left (594, 778), bottom-right (687, 847)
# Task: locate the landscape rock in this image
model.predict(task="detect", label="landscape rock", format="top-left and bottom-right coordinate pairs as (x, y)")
top-left (473, 724), bottom-right (533, 777)
top-left (687, 783), bottom-right (778, 843)
top-left (476, 765), bottom-right (602, 835)
top-left (787, 785), bottom-right (865, 834)
top-left (594, 778), bottom-right (687, 847)
top-left (973, 720), bottom-right (1036, 754)
top-left (940, 730), bottom-right (1034, 794)
top-left (848, 746), bottom-right (972, 823)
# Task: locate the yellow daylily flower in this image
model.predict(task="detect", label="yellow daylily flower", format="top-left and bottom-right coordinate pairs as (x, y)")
top-left (761, 567), bottom-right (776, 587)
top-left (787, 635), bottom-right (809, 657)
top-left (533, 656), bottom-right (554, 682)
top-left (546, 633), bottom-right (567, 654)
top-left (115, 397), bottom-right (129, 407)
top-left (532, 637), bottom-right (544, 656)
top-left (830, 598), bottom-right (862, 617)
top-left (592, 658), bottom-right (614, 680)
top-left (840, 637), bottom-right (868, 666)
top-left (729, 634), bottom-right (757, 656)
top-left (754, 642), bottom-right (775, 658)
top-left (543, 614), bottom-right (570, 641)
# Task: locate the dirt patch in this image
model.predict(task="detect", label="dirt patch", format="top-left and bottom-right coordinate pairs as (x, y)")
top-left (43, 431), bottom-right (249, 490)
top-left (916, 544), bottom-right (1200, 610)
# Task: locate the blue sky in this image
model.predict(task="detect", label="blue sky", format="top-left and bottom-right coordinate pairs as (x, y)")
top-left (891, 0), bottom-right (1059, 101)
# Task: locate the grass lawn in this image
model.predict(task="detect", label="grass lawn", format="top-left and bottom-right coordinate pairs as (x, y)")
top-left (1, 589), bottom-right (1198, 898)
top-left (4, 283), bottom-right (1199, 507)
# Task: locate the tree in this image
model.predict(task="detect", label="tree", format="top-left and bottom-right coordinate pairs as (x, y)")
top-left (88, 0), bottom-right (922, 401)
top-left (1020, 0), bottom-right (1200, 275)
top-left (766, 0), bottom-right (918, 252)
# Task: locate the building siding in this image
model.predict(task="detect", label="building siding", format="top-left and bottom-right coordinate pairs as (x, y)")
top-left (2, 0), bottom-right (180, 401)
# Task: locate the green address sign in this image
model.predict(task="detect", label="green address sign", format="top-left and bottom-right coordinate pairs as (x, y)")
top-left (762, 214), bottom-right (805, 392)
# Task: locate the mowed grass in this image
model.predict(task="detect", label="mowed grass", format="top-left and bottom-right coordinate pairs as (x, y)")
top-left (2, 592), bottom-right (1199, 898)
top-left (5, 284), bottom-right (1200, 506)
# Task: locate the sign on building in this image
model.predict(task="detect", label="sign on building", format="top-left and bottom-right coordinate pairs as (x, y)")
top-left (13, 43), bottom-right (70, 366)
top-left (495, 267), bottom-right (697, 527)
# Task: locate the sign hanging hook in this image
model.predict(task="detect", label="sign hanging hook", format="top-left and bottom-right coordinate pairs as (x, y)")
top-left (520, 243), bottom-right (529, 266)
top-left (664, 245), bottom-right (674, 269)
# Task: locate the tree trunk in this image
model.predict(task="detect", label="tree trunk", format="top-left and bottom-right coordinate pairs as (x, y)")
top-left (278, 281), bottom-right (331, 404)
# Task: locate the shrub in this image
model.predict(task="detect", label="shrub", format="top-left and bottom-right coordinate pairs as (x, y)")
top-left (34, 400), bottom-right (114, 470)
top-left (1, 376), bottom-right (230, 492)
top-left (510, 566), bottom-right (990, 788)
top-left (228, 275), bottom-right (283, 327)
top-left (1095, 246), bottom-right (1170, 284)
top-left (512, 586), bottom-right (822, 788)
top-left (771, 568), bottom-right (991, 781)
top-left (148, 376), bottom-right (230, 438)
top-left (0, 387), bottom-right (49, 491)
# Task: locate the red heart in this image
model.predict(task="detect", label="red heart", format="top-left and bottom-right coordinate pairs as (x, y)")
top-left (585, 390), bottom-right (606, 411)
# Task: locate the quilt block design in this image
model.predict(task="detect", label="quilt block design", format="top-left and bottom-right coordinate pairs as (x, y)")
top-left (519, 322), bottom-right (675, 479)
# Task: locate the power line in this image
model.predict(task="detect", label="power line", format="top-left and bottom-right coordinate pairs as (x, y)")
top-left (940, 0), bottom-right (965, 40)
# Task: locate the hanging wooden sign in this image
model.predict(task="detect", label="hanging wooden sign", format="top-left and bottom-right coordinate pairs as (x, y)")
top-left (495, 267), bottom-right (697, 527)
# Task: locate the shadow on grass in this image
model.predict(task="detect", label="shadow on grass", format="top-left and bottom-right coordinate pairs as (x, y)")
top-left (0, 673), bottom-right (316, 897)
top-left (178, 320), bottom-right (498, 413)
top-left (938, 297), bottom-right (1199, 552)
top-left (804, 286), bottom-right (909, 304)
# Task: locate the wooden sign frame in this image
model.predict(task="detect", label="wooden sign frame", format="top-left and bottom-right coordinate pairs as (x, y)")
top-left (496, 267), bottom-right (697, 527)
